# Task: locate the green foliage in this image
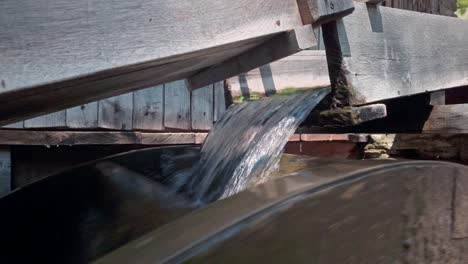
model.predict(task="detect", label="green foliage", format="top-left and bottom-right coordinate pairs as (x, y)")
top-left (459, 0), bottom-right (468, 16)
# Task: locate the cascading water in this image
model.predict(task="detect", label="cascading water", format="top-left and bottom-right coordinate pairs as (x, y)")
top-left (180, 88), bottom-right (330, 204)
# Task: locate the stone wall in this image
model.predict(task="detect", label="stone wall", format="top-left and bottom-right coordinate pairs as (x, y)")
top-left (365, 134), bottom-right (468, 163)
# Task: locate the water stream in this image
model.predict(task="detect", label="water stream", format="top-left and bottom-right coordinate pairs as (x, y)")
top-left (168, 88), bottom-right (329, 204)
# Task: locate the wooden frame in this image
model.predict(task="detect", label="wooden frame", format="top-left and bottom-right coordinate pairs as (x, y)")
top-left (322, 1), bottom-right (468, 107)
top-left (0, 0), bottom-right (354, 126)
top-left (0, 131), bottom-right (367, 146)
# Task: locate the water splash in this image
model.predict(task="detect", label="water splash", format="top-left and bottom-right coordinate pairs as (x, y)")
top-left (186, 88), bottom-right (330, 204)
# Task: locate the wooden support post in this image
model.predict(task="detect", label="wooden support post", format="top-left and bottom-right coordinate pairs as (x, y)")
top-left (322, 2), bottom-right (468, 107)
top-left (297, 0), bottom-right (355, 25)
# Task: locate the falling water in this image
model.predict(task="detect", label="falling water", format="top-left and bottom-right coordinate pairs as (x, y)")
top-left (184, 88), bottom-right (330, 204)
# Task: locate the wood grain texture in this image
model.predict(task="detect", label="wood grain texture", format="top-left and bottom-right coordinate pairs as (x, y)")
top-left (324, 2), bottom-right (468, 106)
top-left (133, 85), bottom-right (164, 131)
top-left (0, 131), bottom-right (363, 145)
top-left (24, 111), bottom-right (66, 128)
top-left (213, 82), bottom-right (227, 122)
top-left (227, 50), bottom-right (330, 98)
top-left (187, 25), bottom-right (318, 90)
top-left (98, 94), bottom-right (133, 130)
top-left (0, 0), bottom-right (308, 125)
top-left (164, 81), bottom-right (191, 130)
top-left (66, 103), bottom-right (98, 128)
top-left (139, 133), bottom-right (197, 145)
top-left (297, 0), bottom-right (355, 25)
top-left (191, 85), bottom-right (214, 131)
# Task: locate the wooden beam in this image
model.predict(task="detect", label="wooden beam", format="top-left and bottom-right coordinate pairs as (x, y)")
top-left (322, 2), bottom-right (468, 107)
top-left (0, 130), bottom-right (368, 145)
top-left (226, 50), bottom-right (330, 99)
top-left (187, 26), bottom-right (318, 90)
top-left (0, 0), bottom-right (354, 126)
top-left (297, 0), bottom-right (355, 25)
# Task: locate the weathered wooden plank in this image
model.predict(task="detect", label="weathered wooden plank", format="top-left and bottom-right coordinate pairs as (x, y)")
top-left (297, 0), bottom-right (355, 25)
top-left (423, 104), bottom-right (468, 133)
top-left (164, 81), bottom-right (191, 130)
top-left (227, 50), bottom-right (330, 99)
top-left (140, 133), bottom-right (197, 145)
top-left (187, 25), bottom-right (318, 90)
top-left (300, 134), bottom-right (368, 142)
top-left (133, 85), bottom-right (164, 131)
top-left (191, 85), bottom-right (214, 131)
top-left (0, 130), bottom-right (365, 145)
top-left (213, 82), bottom-right (227, 122)
top-left (98, 94), bottom-right (133, 130)
top-left (24, 111), bottom-right (66, 128)
top-left (0, 0), bottom-right (302, 126)
top-left (0, 0), bottom-right (357, 126)
top-left (66, 103), bottom-right (98, 128)
top-left (0, 147), bottom-right (11, 196)
top-left (0, 131), bottom-right (138, 145)
top-left (323, 2), bottom-right (468, 106)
